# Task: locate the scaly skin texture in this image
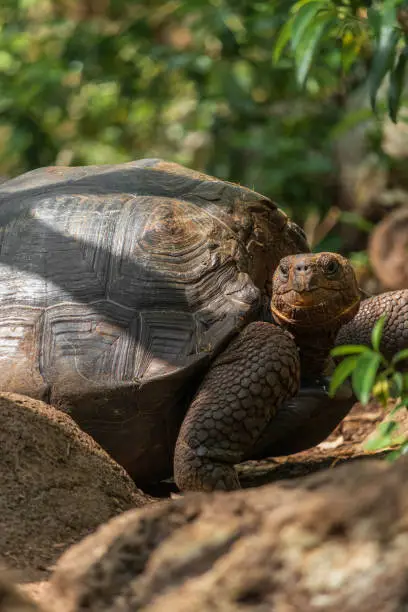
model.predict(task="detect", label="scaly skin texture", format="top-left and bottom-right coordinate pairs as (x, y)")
top-left (175, 253), bottom-right (407, 493)
top-left (174, 322), bottom-right (300, 491)
top-left (336, 290), bottom-right (408, 360)
top-left (271, 252), bottom-right (360, 378)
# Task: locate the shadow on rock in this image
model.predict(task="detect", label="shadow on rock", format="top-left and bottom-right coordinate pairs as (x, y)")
top-left (42, 455), bottom-right (408, 612)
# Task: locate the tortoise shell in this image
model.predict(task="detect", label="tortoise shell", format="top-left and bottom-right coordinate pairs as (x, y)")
top-left (0, 159), bottom-right (308, 482)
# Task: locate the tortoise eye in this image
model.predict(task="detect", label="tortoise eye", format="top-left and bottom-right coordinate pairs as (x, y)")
top-left (280, 262), bottom-right (289, 278)
top-left (325, 259), bottom-right (339, 276)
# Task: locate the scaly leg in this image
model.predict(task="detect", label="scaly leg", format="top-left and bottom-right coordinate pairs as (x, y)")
top-left (336, 290), bottom-right (408, 360)
top-left (174, 321), bottom-right (300, 492)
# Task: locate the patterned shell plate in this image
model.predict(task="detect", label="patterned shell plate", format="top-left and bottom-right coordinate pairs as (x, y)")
top-left (0, 158), bottom-right (297, 402)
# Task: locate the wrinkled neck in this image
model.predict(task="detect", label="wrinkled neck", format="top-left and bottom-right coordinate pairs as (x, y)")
top-left (292, 327), bottom-right (339, 382)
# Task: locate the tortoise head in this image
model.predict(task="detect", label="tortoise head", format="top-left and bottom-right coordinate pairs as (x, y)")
top-left (271, 252), bottom-right (360, 331)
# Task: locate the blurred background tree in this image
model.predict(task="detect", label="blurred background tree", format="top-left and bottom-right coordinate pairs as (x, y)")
top-left (1, 0), bottom-right (408, 263)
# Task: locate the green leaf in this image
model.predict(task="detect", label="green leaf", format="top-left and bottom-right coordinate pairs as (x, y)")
top-left (291, 0), bottom-right (328, 11)
top-left (273, 2), bottom-right (330, 68)
top-left (388, 46), bottom-right (408, 123)
top-left (365, 433), bottom-right (402, 451)
top-left (387, 440), bottom-right (408, 461)
top-left (365, 419), bottom-right (400, 452)
top-left (371, 314), bottom-right (387, 352)
top-left (392, 371), bottom-right (404, 396)
top-left (392, 397), bottom-right (408, 414)
top-left (369, 18), bottom-right (400, 112)
top-left (328, 355), bottom-right (358, 398)
top-left (331, 344), bottom-right (369, 358)
top-left (391, 348), bottom-right (408, 365)
top-left (367, 7), bottom-right (382, 40)
top-left (365, 434), bottom-right (392, 451)
top-left (351, 351), bottom-right (382, 405)
top-left (295, 15), bottom-right (334, 87)
top-left (381, 419), bottom-right (399, 436)
top-left (273, 17), bottom-right (295, 64)
top-left (290, 2), bottom-right (325, 52)
top-left (387, 447), bottom-right (403, 461)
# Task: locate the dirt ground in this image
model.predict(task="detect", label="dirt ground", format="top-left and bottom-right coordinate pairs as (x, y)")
top-left (237, 401), bottom-right (403, 489)
top-left (3, 393), bottom-right (406, 606)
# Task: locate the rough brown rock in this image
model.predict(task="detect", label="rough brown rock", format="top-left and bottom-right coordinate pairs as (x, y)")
top-left (0, 393), bottom-right (150, 584)
top-left (46, 455), bottom-right (408, 612)
top-left (368, 207), bottom-right (408, 290)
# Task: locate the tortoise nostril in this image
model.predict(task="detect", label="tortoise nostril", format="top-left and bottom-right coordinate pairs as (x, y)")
top-left (295, 263), bottom-right (309, 272)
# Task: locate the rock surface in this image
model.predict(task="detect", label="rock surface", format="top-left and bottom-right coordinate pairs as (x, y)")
top-left (0, 393), bottom-right (150, 585)
top-left (368, 206), bottom-right (408, 290)
top-left (45, 454), bottom-right (408, 612)
top-left (0, 576), bottom-right (41, 612)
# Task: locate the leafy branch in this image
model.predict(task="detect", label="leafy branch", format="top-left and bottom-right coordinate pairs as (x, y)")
top-left (329, 315), bottom-right (408, 457)
top-left (273, 0), bottom-right (408, 122)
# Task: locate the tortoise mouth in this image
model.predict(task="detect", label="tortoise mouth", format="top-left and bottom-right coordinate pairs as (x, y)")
top-left (271, 295), bottom-right (361, 328)
top-left (277, 287), bottom-right (334, 309)
top-left (284, 289), bottom-right (319, 307)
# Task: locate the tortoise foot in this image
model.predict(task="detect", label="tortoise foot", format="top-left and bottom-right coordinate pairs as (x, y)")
top-left (174, 441), bottom-right (240, 492)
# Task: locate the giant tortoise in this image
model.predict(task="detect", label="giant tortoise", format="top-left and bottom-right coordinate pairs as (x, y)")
top-left (0, 158), bottom-right (406, 492)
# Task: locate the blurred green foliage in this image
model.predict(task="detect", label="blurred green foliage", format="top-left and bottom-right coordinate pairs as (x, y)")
top-left (274, 0), bottom-right (408, 121)
top-left (330, 315), bottom-right (408, 459)
top-left (0, 0), bottom-right (406, 238)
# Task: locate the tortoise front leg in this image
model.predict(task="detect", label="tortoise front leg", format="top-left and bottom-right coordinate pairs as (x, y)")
top-left (174, 321), bottom-right (300, 492)
top-left (336, 290), bottom-right (408, 359)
